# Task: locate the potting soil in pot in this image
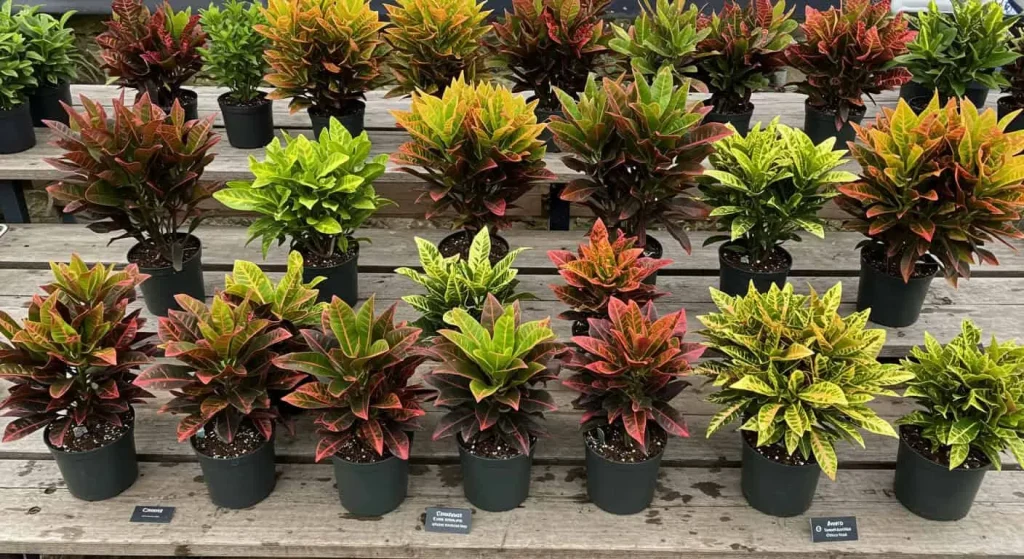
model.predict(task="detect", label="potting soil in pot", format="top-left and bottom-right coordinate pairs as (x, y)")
top-left (585, 423), bottom-right (666, 463)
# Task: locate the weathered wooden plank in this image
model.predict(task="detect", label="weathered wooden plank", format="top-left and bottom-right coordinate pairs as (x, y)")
top-left (0, 460), bottom-right (1021, 558)
top-left (3, 225), bottom-right (1024, 275)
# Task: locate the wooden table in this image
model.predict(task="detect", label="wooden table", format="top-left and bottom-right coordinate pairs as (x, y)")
top-left (0, 224), bottom-right (1022, 557)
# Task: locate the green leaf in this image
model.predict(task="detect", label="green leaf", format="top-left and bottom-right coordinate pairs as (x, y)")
top-left (799, 382), bottom-right (848, 406)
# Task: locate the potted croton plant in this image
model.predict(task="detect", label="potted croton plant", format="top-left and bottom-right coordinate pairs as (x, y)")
top-left (837, 97), bottom-right (1024, 327)
top-left (15, 6), bottom-right (83, 126)
top-left (609, 0), bottom-right (711, 87)
top-left (392, 77), bottom-right (554, 261)
top-left (700, 119), bottom-right (857, 295)
top-left (551, 65), bottom-right (730, 276)
top-left (0, 256), bottom-right (156, 501)
top-left (276, 296), bottom-right (429, 517)
top-left (490, 0), bottom-right (613, 149)
top-left (0, 1), bottom-right (36, 154)
top-left (695, 0), bottom-right (796, 134)
top-left (564, 297), bottom-right (703, 515)
top-left (422, 295), bottom-right (568, 512)
top-left (200, 0), bottom-right (274, 148)
top-left (699, 283), bottom-right (910, 517)
top-left (215, 120), bottom-right (391, 305)
top-left (96, 0), bottom-right (207, 120)
top-left (896, 0), bottom-right (1016, 110)
top-left (47, 94), bottom-right (218, 316)
top-left (258, 0), bottom-right (388, 136)
top-left (135, 285), bottom-right (307, 509)
top-left (785, 0), bottom-right (914, 145)
top-left (998, 26), bottom-right (1024, 133)
top-left (548, 219), bottom-right (669, 336)
top-left (384, 0), bottom-right (490, 97)
top-left (397, 228), bottom-right (532, 336)
top-left (894, 321), bottom-right (1024, 521)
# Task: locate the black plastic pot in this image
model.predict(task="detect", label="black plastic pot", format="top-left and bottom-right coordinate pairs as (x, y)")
top-left (44, 413), bottom-right (139, 501)
top-left (585, 437), bottom-right (664, 515)
top-left (219, 92), bottom-right (275, 149)
top-left (704, 102), bottom-right (754, 136)
top-left (741, 433), bottom-right (820, 517)
top-left (803, 100), bottom-right (863, 147)
top-left (192, 431), bottom-right (277, 509)
top-left (641, 235), bottom-right (663, 286)
top-left (333, 452), bottom-right (409, 516)
top-left (572, 319), bottom-right (590, 336)
top-left (536, 106), bottom-right (562, 152)
top-left (998, 96), bottom-right (1024, 133)
top-left (310, 100), bottom-right (366, 138)
top-left (439, 230), bottom-right (510, 264)
top-left (0, 102), bottom-right (37, 154)
top-left (856, 246), bottom-right (937, 328)
top-left (894, 428), bottom-right (989, 521)
top-left (458, 437), bottom-right (534, 512)
top-left (156, 89), bottom-right (198, 121)
top-left (301, 244), bottom-right (358, 306)
top-left (130, 235), bottom-right (206, 317)
top-left (29, 81), bottom-right (72, 126)
top-left (718, 244), bottom-right (792, 296)
top-left (900, 81), bottom-right (989, 108)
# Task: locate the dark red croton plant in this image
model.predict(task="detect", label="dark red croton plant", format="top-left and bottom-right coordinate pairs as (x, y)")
top-left (0, 256), bottom-right (157, 447)
top-left (563, 297), bottom-right (705, 451)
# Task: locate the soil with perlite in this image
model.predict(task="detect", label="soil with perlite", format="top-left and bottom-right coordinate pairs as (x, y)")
top-left (586, 424), bottom-right (666, 463)
top-left (743, 429), bottom-right (815, 466)
top-left (300, 244), bottom-right (357, 269)
top-left (127, 235), bottom-right (200, 269)
top-left (722, 246), bottom-right (790, 273)
top-left (863, 245), bottom-right (940, 279)
top-left (192, 422), bottom-right (267, 459)
top-left (55, 408), bottom-right (134, 453)
top-left (901, 425), bottom-right (989, 470)
top-left (460, 434), bottom-right (532, 459)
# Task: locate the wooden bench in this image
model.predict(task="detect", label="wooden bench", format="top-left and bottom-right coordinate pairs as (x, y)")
top-left (0, 223), bottom-right (1023, 557)
top-left (0, 85), bottom-right (999, 226)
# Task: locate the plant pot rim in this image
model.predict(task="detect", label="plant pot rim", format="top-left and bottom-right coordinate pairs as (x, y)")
top-left (44, 405), bottom-right (135, 457)
top-left (0, 101), bottom-right (30, 115)
top-left (583, 430), bottom-right (666, 465)
top-left (705, 100), bottom-right (755, 115)
top-left (217, 91), bottom-right (271, 107)
top-left (331, 451), bottom-right (405, 467)
top-left (190, 428), bottom-right (274, 462)
top-left (718, 242), bottom-right (793, 274)
top-left (32, 80), bottom-right (70, 92)
top-left (309, 99), bottom-right (366, 118)
top-left (127, 234), bottom-right (203, 272)
top-left (804, 99), bottom-right (866, 118)
top-left (898, 425), bottom-right (991, 472)
top-left (457, 434), bottom-right (534, 462)
top-left (859, 243), bottom-right (940, 282)
top-left (998, 95), bottom-right (1024, 110)
top-left (298, 241), bottom-right (360, 271)
top-left (741, 429), bottom-right (818, 471)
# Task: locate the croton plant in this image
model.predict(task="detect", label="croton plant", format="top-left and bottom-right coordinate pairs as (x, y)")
top-left (383, 0), bottom-right (491, 97)
top-left (1003, 26), bottom-right (1024, 110)
top-left (46, 94), bottom-right (219, 271)
top-left (96, 0), bottom-right (207, 108)
top-left (548, 219), bottom-right (669, 323)
top-left (392, 77), bottom-right (554, 233)
top-left (258, 0), bottom-right (389, 115)
top-left (696, 0), bottom-right (796, 114)
top-left (837, 97), bottom-right (1024, 284)
top-left (275, 296), bottom-right (429, 462)
top-left (422, 295), bottom-right (568, 455)
top-left (564, 297), bottom-right (704, 452)
top-left (609, 0), bottom-right (711, 87)
top-left (490, 0), bottom-right (613, 111)
top-left (15, 6), bottom-right (83, 90)
top-left (0, 256), bottom-right (156, 446)
top-left (551, 65), bottom-right (731, 251)
top-left (699, 283), bottom-right (912, 479)
top-left (200, 0), bottom-right (269, 104)
top-left (0, 0), bottom-right (36, 111)
top-left (785, 0), bottom-right (914, 128)
top-left (222, 251), bottom-right (327, 340)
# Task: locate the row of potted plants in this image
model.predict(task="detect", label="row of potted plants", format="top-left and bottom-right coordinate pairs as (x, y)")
top-left (1, 236), bottom-right (1021, 524)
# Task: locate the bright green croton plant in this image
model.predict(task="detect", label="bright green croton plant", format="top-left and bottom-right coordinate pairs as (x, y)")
top-left (699, 283), bottom-right (913, 479)
top-left (898, 320), bottom-right (1024, 470)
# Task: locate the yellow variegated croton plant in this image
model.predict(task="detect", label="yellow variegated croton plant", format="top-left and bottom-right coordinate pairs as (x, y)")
top-left (698, 283), bottom-right (912, 479)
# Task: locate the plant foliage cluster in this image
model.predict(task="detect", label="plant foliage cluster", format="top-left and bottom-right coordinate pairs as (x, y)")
top-left (15, 6), bottom-right (82, 89)
top-left (609, 0), bottom-right (711, 87)
top-left (199, 0), bottom-right (269, 103)
top-left (0, 1), bottom-right (36, 110)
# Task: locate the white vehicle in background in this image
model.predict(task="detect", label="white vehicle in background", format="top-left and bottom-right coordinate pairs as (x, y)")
top-left (892, 0), bottom-right (1022, 14)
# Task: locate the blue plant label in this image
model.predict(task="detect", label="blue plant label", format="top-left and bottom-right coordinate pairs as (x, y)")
top-left (810, 516), bottom-right (858, 543)
top-left (130, 505), bottom-right (175, 524)
top-left (424, 506), bottom-right (472, 534)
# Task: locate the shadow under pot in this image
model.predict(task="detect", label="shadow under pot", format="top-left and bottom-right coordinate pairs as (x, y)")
top-left (309, 100), bottom-right (366, 138)
top-left (0, 102), bottom-right (37, 155)
top-left (44, 407), bottom-right (139, 501)
top-left (997, 96), bottom-right (1024, 133)
top-left (535, 106), bottom-right (562, 152)
top-left (856, 244), bottom-right (938, 328)
top-left (803, 100), bottom-right (864, 147)
top-left (332, 435), bottom-right (413, 517)
top-left (191, 427), bottom-right (277, 509)
top-left (703, 101), bottom-right (754, 136)
top-left (740, 431), bottom-right (820, 517)
top-left (439, 230), bottom-right (510, 265)
top-left (894, 426), bottom-right (989, 521)
top-left (29, 81), bottom-right (72, 126)
top-left (219, 92), bottom-right (275, 149)
top-left (584, 425), bottom-right (666, 515)
top-left (457, 435), bottom-right (534, 512)
top-left (301, 242), bottom-right (359, 306)
top-left (718, 243), bottom-right (792, 297)
top-left (640, 235), bottom-right (664, 286)
top-left (155, 89), bottom-right (199, 121)
top-left (129, 235), bottom-right (205, 317)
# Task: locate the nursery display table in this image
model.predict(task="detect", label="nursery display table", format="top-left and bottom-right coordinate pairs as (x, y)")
top-left (0, 224), bottom-right (1022, 557)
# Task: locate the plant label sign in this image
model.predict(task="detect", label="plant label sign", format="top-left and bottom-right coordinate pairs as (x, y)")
top-left (130, 505), bottom-right (175, 524)
top-left (424, 506), bottom-right (472, 534)
top-left (810, 516), bottom-right (858, 543)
